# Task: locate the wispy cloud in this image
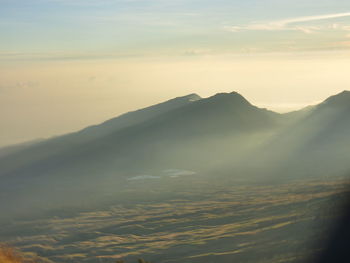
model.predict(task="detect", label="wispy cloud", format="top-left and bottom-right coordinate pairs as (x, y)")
top-left (225, 12), bottom-right (350, 33)
top-left (278, 12), bottom-right (350, 25)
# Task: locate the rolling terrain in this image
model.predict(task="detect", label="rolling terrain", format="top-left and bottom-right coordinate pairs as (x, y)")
top-left (1, 91), bottom-right (350, 262)
top-left (1, 177), bottom-right (348, 263)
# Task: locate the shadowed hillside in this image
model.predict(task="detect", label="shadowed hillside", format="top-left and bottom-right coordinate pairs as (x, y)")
top-left (1, 91), bottom-right (350, 217)
top-left (241, 90), bottom-right (350, 181)
top-left (0, 91), bottom-right (283, 217)
top-left (1, 91), bottom-right (350, 262)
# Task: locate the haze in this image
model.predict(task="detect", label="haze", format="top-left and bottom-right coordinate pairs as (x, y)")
top-left (1, 0), bottom-right (350, 147)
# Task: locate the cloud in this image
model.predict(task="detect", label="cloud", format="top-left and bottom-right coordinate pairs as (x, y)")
top-left (225, 12), bottom-right (350, 33)
top-left (278, 12), bottom-right (350, 25)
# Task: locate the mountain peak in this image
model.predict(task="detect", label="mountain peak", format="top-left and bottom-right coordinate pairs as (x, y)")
top-left (209, 91), bottom-right (251, 106)
top-left (181, 93), bottom-right (202, 102)
top-left (321, 90), bottom-right (350, 108)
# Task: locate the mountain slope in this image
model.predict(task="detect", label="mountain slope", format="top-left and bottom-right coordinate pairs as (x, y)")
top-left (77, 93), bottom-right (202, 140)
top-left (0, 92), bottom-right (281, 216)
top-left (0, 93), bottom-right (202, 176)
top-left (2, 90), bottom-right (350, 218)
top-left (0, 92), bottom-right (281, 177)
top-left (243, 90), bottom-right (350, 180)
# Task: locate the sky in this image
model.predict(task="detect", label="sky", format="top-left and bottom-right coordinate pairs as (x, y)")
top-left (1, 0), bottom-right (350, 147)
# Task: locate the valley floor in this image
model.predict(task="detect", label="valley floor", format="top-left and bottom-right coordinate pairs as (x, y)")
top-left (1, 177), bottom-right (348, 263)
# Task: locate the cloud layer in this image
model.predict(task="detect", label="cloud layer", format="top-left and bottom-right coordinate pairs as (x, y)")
top-left (225, 12), bottom-right (350, 33)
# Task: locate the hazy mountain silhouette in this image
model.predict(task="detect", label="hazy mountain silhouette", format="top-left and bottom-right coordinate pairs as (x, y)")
top-left (288, 90), bottom-right (350, 177)
top-left (77, 93), bottom-right (202, 140)
top-left (0, 92), bottom-right (279, 178)
top-left (244, 90), bottom-right (350, 180)
top-left (0, 93), bottom-right (201, 175)
top-left (1, 90), bottom-right (350, 217)
top-left (321, 90), bottom-right (350, 108)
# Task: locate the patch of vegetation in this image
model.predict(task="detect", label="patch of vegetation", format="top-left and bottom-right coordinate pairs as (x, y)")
top-left (0, 245), bottom-right (33, 263)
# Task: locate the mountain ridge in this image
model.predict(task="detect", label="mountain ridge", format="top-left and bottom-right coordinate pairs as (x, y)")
top-left (320, 90), bottom-right (350, 108)
top-left (1, 90), bottom-right (350, 217)
top-left (0, 91), bottom-right (278, 177)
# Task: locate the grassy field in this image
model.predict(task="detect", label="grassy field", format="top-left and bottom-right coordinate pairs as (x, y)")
top-left (1, 177), bottom-right (348, 263)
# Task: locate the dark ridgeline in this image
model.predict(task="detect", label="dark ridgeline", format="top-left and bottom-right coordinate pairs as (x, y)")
top-left (0, 90), bottom-right (350, 218)
top-left (1, 90), bottom-right (350, 263)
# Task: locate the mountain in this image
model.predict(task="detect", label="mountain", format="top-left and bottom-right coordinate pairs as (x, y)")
top-left (77, 93), bottom-right (202, 140)
top-left (243, 90), bottom-right (350, 180)
top-left (320, 90), bottom-right (350, 108)
top-left (1, 90), bottom-right (350, 263)
top-left (0, 93), bottom-right (202, 175)
top-left (289, 90), bottom-right (350, 177)
top-left (1, 90), bottom-right (350, 218)
top-left (0, 138), bottom-right (45, 158)
top-left (0, 91), bottom-right (281, 217)
top-left (0, 92), bottom-right (280, 178)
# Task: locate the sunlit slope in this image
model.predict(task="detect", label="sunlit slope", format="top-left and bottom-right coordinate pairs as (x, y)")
top-left (244, 90), bottom-right (350, 180)
top-left (0, 93), bottom-right (201, 175)
top-left (0, 92), bottom-right (281, 179)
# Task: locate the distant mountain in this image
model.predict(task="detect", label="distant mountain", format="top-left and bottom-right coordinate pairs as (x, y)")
top-left (289, 90), bottom-right (350, 176)
top-left (0, 91), bottom-right (282, 216)
top-left (0, 93), bottom-right (201, 175)
top-left (0, 138), bottom-right (45, 158)
top-left (245, 90), bottom-right (350, 180)
top-left (78, 93), bottom-right (202, 140)
top-left (0, 92), bottom-right (281, 182)
top-left (1, 90), bottom-right (350, 217)
top-left (320, 90), bottom-right (350, 109)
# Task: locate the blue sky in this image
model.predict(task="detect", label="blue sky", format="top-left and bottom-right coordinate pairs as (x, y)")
top-left (1, 0), bottom-right (350, 59)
